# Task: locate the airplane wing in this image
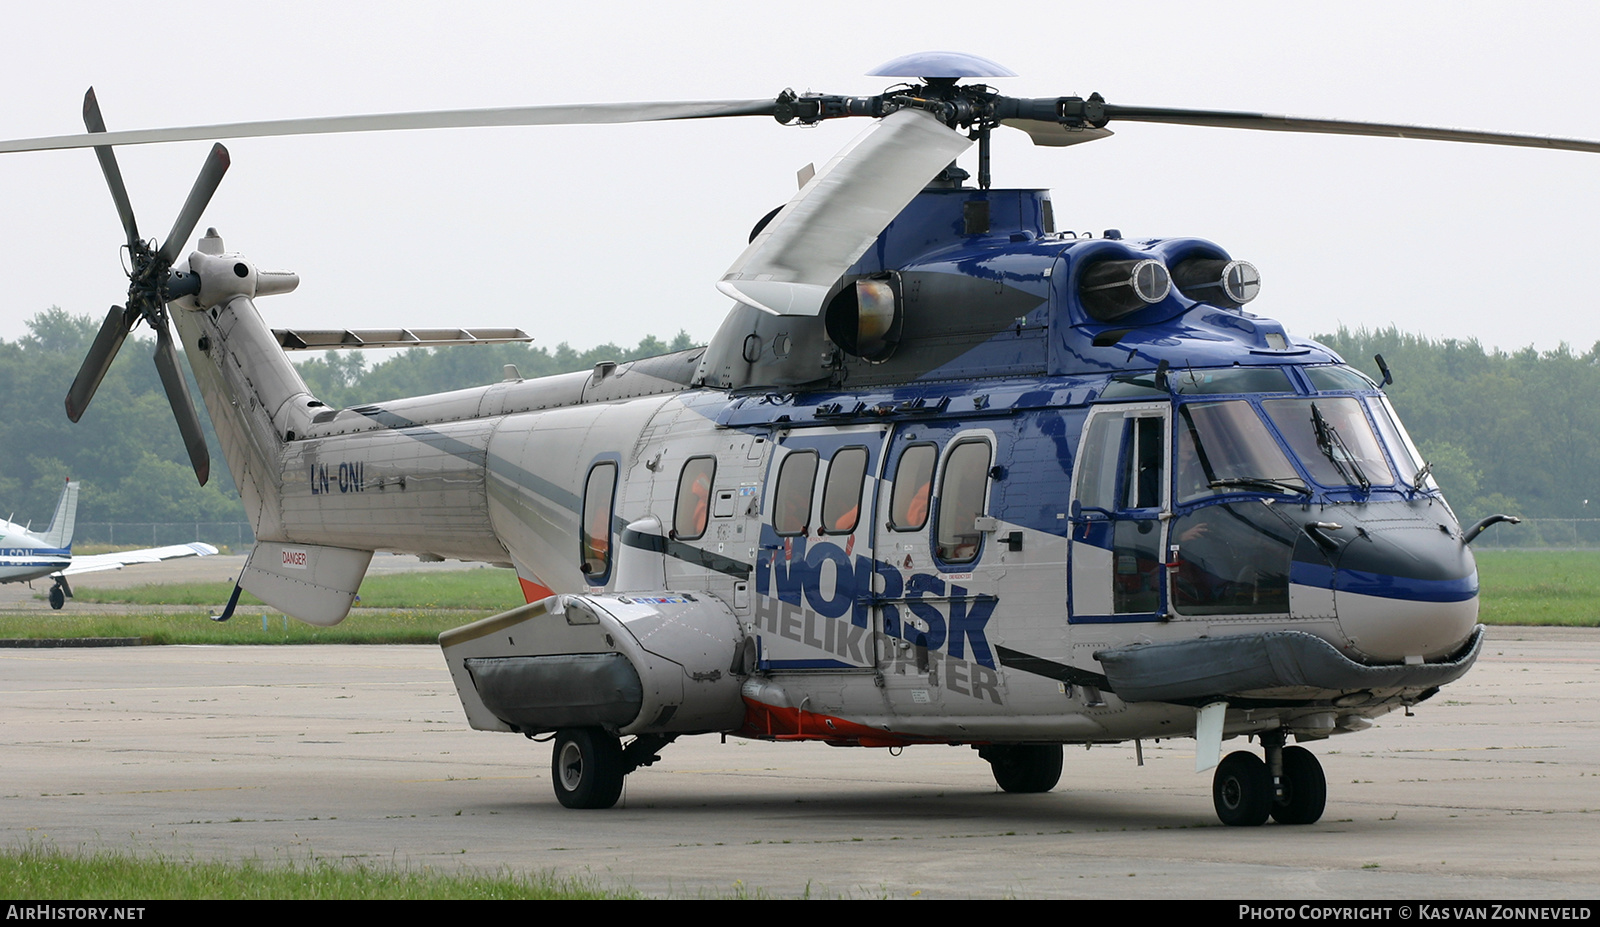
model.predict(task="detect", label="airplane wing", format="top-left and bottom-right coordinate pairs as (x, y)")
top-left (59, 542), bottom-right (219, 577)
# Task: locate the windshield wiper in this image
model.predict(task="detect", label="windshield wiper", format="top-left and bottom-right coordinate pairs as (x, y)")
top-left (1209, 477), bottom-right (1311, 496)
top-left (1310, 402), bottom-right (1370, 492)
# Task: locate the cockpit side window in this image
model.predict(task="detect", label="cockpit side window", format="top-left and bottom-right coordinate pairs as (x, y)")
top-left (1073, 415), bottom-right (1122, 513)
top-left (1367, 396), bottom-right (1429, 489)
top-left (1122, 416), bottom-right (1166, 510)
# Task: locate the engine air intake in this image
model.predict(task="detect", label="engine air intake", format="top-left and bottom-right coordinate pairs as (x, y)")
top-left (1079, 258), bottom-right (1171, 321)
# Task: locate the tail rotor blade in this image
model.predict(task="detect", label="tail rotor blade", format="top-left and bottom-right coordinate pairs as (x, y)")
top-left (64, 305), bottom-right (134, 422)
top-left (151, 322), bottom-right (211, 485)
top-left (82, 88), bottom-right (142, 250)
top-left (158, 143), bottom-right (230, 265)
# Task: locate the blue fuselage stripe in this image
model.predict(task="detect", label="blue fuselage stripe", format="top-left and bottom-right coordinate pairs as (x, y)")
top-left (1290, 561), bottom-right (1479, 603)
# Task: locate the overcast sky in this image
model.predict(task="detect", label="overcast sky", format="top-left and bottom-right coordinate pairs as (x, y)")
top-left (3, 0), bottom-right (1598, 360)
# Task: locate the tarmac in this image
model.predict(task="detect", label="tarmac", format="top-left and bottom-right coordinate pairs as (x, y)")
top-left (1, 558), bottom-right (1598, 898)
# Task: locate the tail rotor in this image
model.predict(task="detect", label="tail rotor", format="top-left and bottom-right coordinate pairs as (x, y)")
top-left (64, 88), bottom-right (228, 485)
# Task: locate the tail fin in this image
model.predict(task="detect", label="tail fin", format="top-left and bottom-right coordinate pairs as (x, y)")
top-left (40, 479), bottom-right (79, 549)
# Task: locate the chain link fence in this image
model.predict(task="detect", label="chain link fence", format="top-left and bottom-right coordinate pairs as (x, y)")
top-left (74, 522), bottom-right (255, 552)
top-left (1469, 518), bottom-right (1600, 549)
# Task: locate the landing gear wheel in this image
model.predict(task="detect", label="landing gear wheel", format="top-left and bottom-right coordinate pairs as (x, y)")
top-left (1213, 750), bottom-right (1272, 826)
top-left (48, 585), bottom-right (65, 610)
top-left (1270, 745), bottom-right (1327, 825)
top-left (551, 727), bottom-right (626, 809)
top-left (981, 744), bottom-right (1063, 793)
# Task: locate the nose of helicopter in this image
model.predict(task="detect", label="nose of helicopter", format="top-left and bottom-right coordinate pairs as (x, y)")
top-left (1325, 505), bottom-right (1480, 663)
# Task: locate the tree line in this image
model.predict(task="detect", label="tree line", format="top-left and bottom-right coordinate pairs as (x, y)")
top-left (0, 308), bottom-right (691, 527)
top-left (1, 309), bottom-right (1594, 533)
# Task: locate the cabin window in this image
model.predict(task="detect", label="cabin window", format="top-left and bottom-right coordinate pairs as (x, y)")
top-left (674, 456), bottom-right (716, 541)
top-left (772, 450), bottom-right (818, 536)
top-left (580, 462), bottom-right (617, 581)
top-left (889, 444), bottom-right (936, 531)
top-left (936, 440), bottom-right (992, 563)
top-left (820, 446), bottom-right (868, 534)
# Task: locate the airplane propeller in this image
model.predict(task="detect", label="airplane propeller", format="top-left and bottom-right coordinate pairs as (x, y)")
top-left (64, 88), bottom-right (225, 485)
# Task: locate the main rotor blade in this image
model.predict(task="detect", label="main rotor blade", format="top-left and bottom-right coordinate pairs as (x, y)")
top-left (1101, 105), bottom-right (1600, 154)
top-left (0, 99), bottom-right (778, 154)
top-left (151, 322), bottom-right (211, 486)
top-left (82, 88), bottom-right (141, 249)
top-left (64, 305), bottom-right (133, 423)
top-left (158, 144), bottom-right (230, 265)
top-left (719, 108), bottom-right (971, 316)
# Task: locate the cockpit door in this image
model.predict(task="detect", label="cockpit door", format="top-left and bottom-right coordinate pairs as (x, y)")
top-left (1068, 402), bottom-right (1171, 622)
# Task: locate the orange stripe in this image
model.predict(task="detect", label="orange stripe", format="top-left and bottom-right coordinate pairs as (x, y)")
top-left (736, 697), bottom-right (923, 748)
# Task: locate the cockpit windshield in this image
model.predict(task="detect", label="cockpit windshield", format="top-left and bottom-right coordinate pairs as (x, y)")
top-left (1262, 397), bottom-right (1394, 489)
top-left (1175, 401), bottom-right (1306, 503)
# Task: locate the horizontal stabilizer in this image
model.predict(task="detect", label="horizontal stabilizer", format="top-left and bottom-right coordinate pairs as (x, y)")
top-left (272, 328), bottom-right (533, 350)
top-left (240, 541), bottom-right (373, 626)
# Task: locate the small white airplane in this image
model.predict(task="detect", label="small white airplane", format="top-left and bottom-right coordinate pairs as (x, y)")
top-left (0, 479), bottom-right (218, 609)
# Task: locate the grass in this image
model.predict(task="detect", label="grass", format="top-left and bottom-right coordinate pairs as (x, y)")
top-left (1475, 550), bottom-right (1600, 627)
top-left (0, 609), bottom-right (479, 644)
top-left (7, 551), bottom-right (1597, 644)
top-left (6, 569), bottom-right (527, 644)
top-left (0, 844), bottom-right (631, 900)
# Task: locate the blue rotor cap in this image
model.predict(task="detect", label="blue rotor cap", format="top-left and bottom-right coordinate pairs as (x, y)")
top-left (868, 51), bottom-right (1018, 80)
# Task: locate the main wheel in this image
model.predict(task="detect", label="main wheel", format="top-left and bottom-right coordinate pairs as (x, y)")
top-left (1213, 750), bottom-right (1271, 826)
top-left (983, 744), bottom-right (1063, 793)
top-left (48, 585), bottom-right (65, 610)
top-left (1270, 745), bottom-right (1327, 825)
top-left (551, 728), bottom-right (626, 809)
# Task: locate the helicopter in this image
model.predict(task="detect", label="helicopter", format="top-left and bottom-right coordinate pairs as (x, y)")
top-left (4, 51), bottom-right (1589, 826)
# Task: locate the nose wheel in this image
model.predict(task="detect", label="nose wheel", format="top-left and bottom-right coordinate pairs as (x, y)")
top-left (1212, 735), bottom-right (1326, 826)
top-left (1270, 745), bottom-right (1327, 825)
